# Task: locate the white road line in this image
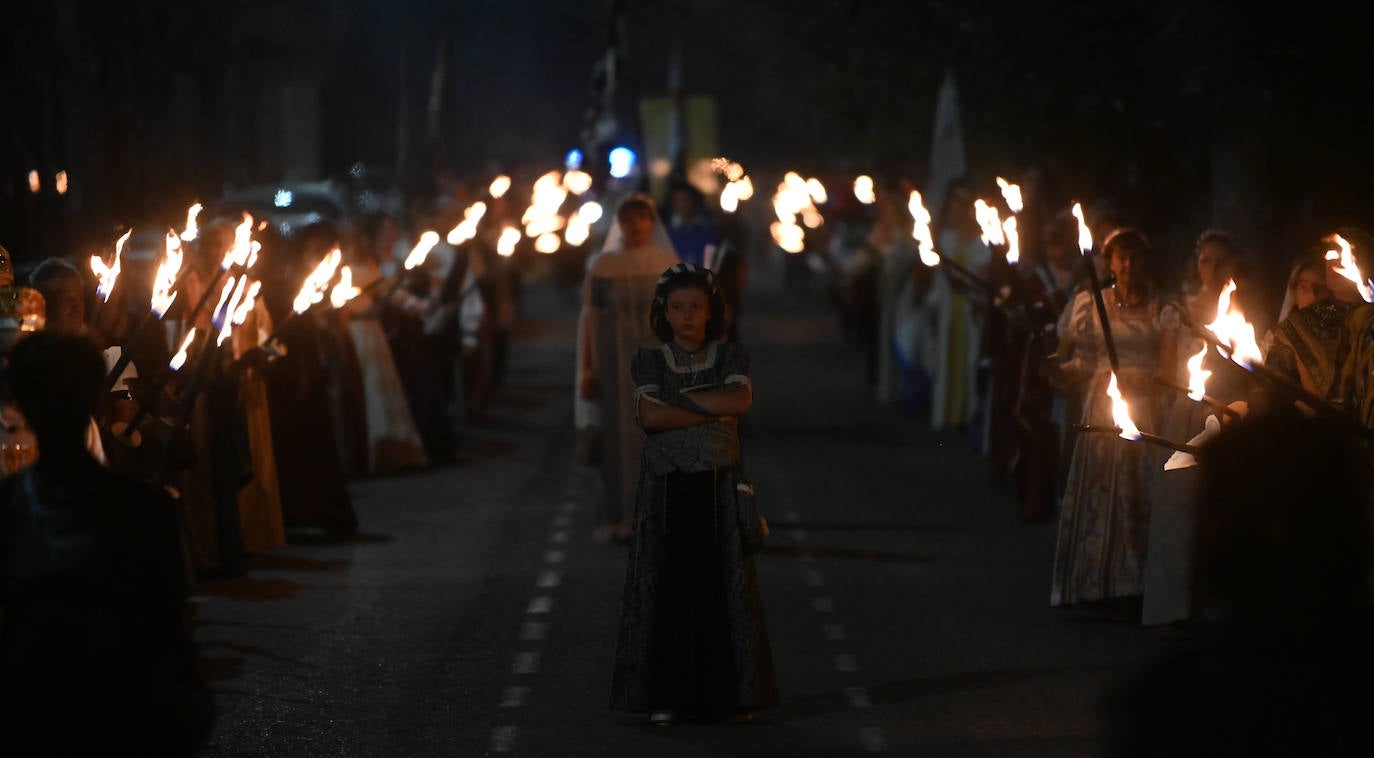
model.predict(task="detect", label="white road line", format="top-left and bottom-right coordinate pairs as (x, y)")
top-left (512, 652), bottom-right (540, 675)
top-left (501, 686), bottom-right (530, 708)
top-left (544, 550), bottom-right (566, 564)
top-left (823, 623), bottom-right (847, 641)
top-left (549, 531), bottom-right (569, 544)
top-left (520, 621), bottom-right (548, 641)
top-left (526, 596), bottom-right (553, 614)
top-left (811, 596), bottom-right (835, 613)
top-left (536, 570), bottom-right (562, 588)
top-left (844, 686), bottom-right (872, 709)
top-left (834, 653), bottom-right (858, 672)
top-left (490, 725), bottom-right (517, 752)
top-left (858, 726), bottom-right (888, 752)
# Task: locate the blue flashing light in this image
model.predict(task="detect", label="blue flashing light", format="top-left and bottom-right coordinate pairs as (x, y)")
top-left (565, 149), bottom-right (584, 170)
top-left (274, 189), bottom-right (293, 208)
top-left (608, 147), bottom-right (636, 179)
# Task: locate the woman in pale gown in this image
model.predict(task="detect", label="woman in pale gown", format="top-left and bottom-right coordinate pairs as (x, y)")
top-left (344, 214), bottom-right (428, 476)
top-left (576, 194), bottom-right (680, 542)
top-left (1046, 227), bottom-right (1163, 616)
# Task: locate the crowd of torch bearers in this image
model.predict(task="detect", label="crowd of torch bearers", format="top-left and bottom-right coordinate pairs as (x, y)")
top-left (77, 162), bottom-right (1374, 480)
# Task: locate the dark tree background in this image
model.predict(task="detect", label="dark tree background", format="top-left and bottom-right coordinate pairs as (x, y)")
top-left (3, 0), bottom-right (1370, 308)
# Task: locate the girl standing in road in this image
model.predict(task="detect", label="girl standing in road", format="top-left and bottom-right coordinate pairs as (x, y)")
top-left (610, 262), bottom-right (777, 725)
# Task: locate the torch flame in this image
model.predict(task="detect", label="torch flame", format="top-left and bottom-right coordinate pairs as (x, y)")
top-left (330, 266), bottom-right (361, 309)
top-left (217, 276), bottom-right (249, 346)
top-left (221, 213), bottom-right (254, 270)
top-left (1326, 233), bottom-right (1374, 303)
top-left (404, 231), bottom-right (441, 271)
top-left (1204, 279), bottom-right (1264, 368)
top-left (151, 230), bottom-right (185, 318)
top-left (535, 232), bottom-right (561, 254)
top-left (489, 175), bottom-right (512, 198)
top-left (230, 280), bottom-right (262, 327)
top-left (720, 182), bottom-right (740, 213)
top-left (181, 202), bottom-right (203, 242)
top-left (565, 217), bottom-right (591, 246)
top-left (1071, 202), bottom-right (1092, 254)
top-left (908, 190), bottom-right (940, 267)
top-left (1185, 344), bottom-right (1211, 401)
top-left (1107, 372), bottom-right (1142, 441)
top-left (446, 201), bottom-right (488, 245)
top-left (577, 201), bottom-right (603, 225)
top-left (497, 227), bottom-right (521, 257)
top-left (1003, 216), bottom-right (1020, 265)
top-left (974, 199), bottom-right (1006, 248)
top-left (91, 228), bottom-right (132, 302)
top-left (55, 170), bottom-right (68, 195)
top-left (854, 175), bottom-right (876, 205)
top-left (805, 178), bottom-right (828, 205)
top-left (292, 248), bottom-right (343, 314)
top-left (769, 222), bottom-right (805, 254)
top-left (562, 170), bottom-right (593, 195)
top-left (169, 328), bottom-right (198, 371)
top-left (996, 176), bottom-right (1023, 214)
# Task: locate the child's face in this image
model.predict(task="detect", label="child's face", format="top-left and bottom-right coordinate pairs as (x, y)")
top-left (665, 286), bottom-right (710, 344)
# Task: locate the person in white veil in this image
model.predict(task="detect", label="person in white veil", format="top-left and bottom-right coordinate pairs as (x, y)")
top-left (577, 194), bottom-right (680, 542)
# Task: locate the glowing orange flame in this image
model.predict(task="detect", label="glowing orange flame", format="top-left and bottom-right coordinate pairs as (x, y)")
top-left (27, 170), bottom-right (40, 194)
top-left (169, 328), bottom-right (198, 371)
top-left (720, 182), bottom-right (740, 213)
top-left (497, 227), bottom-right (521, 257)
top-left (974, 198), bottom-right (1005, 248)
top-left (404, 231), bottom-right (441, 271)
top-left (180, 202), bottom-right (203, 242)
top-left (1107, 372), bottom-right (1142, 440)
top-left (489, 175), bottom-right (512, 198)
top-left (525, 215), bottom-right (566, 238)
top-left (1326, 233), bottom-right (1373, 303)
top-left (996, 176), bottom-right (1023, 214)
top-left (908, 190), bottom-right (939, 267)
top-left (564, 217), bottom-right (591, 246)
top-left (577, 201), bottom-right (603, 225)
top-left (55, 170), bottom-right (68, 195)
top-left (330, 266), bottom-right (361, 309)
top-left (151, 231), bottom-right (185, 318)
top-left (1003, 216), bottom-right (1019, 265)
top-left (446, 201), bottom-right (488, 245)
top-left (230, 280), bottom-right (262, 327)
top-left (805, 178), bottom-right (827, 205)
top-left (770, 222), bottom-right (805, 254)
top-left (92, 228), bottom-right (132, 302)
top-left (292, 248), bottom-right (342, 314)
top-left (535, 232), bottom-right (561, 254)
top-left (562, 170), bottom-right (593, 195)
top-left (732, 176), bottom-right (755, 201)
top-left (1185, 344), bottom-right (1211, 401)
top-left (854, 175), bottom-right (876, 205)
top-left (1071, 202), bottom-right (1092, 254)
top-left (221, 213), bottom-right (254, 270)
top-left (217, 276), bottom-right (249, 345)
top-left (1204, 279), bottom-right (1264, 368)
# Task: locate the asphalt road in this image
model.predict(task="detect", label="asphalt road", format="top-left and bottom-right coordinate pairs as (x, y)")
top-left (195, 254), bottom-right (1170, 757)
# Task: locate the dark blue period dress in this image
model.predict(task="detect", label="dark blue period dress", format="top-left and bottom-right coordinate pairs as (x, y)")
top-left (610, 341), bottom-right (778, 715)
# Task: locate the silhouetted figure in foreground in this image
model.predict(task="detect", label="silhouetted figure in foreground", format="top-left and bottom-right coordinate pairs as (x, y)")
top-left (0, 332), bottom-right (213, 756)
top-left (1102, 414), bottom-right (1374, 757)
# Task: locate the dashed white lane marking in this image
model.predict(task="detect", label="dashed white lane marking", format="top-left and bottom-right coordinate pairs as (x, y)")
top-left (512, 652), bottom-right (540, 675)
top-left (490, 725), bottom-right (517, 752)
top-left (520, 622), bottom-right (549, 641)
top-left (834, 654), bottom-right (859, 672)
top-left (549, 530), bottom-right (569, 544)
top-left (844, 686), bottom-right (872, 709)
top-left (859, 726), bottom-right (889, 752)
top-left (501, 686), bottom-right (530, 708)
top-left (823, 623), bottom-right (848, 641)
top-left (526, 596), bottom-right (554, 614)
top-left (544, 550), bottom-right (566, 564)
top-left (536, 570), bottom-right (562, 588)
top-left (811, 596), bottom-right (835, 613)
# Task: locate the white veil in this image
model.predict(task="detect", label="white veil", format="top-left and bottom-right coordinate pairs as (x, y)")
top-left (598, 193), bottom-right (677, 255)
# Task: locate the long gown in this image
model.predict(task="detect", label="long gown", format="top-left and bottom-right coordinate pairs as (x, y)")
top-left (1050, 288), bottom-right (1162, 607)
top-left (576, 243), bottom-right (680, 531)
top-left (611, 342), bottom-right (778, 714)
top-left (343, 262), bottom-right (429, 476)
top-left (231, 300), bottom-right (286, 552)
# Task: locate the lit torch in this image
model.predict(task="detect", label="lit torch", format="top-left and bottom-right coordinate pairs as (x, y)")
top-left (91, 229), bottom-right (131, 302)
top-left (330, 266), bottom-right (362, 309)
top-left (497, 226), bottom-right (521, 257)
top-left (854, 175), bottom-right (876, 205)
top-left (1327, 233), bottom-right (1373, 303)
top-left (1071, 201), bottom-right (1119, 374)
top-left (1106, 372), bottom-right (1143, 441)
top-left (996, 177), bottom-right (1023, 214)
top-left (180, 202), bottom-right (203, 242)
top-left (403, 231), bottom-right (441, 271)
top-left (1204, 280), bottom-right (1263, 369)
top-left (1185, 344), bottom-right (1211, 401)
